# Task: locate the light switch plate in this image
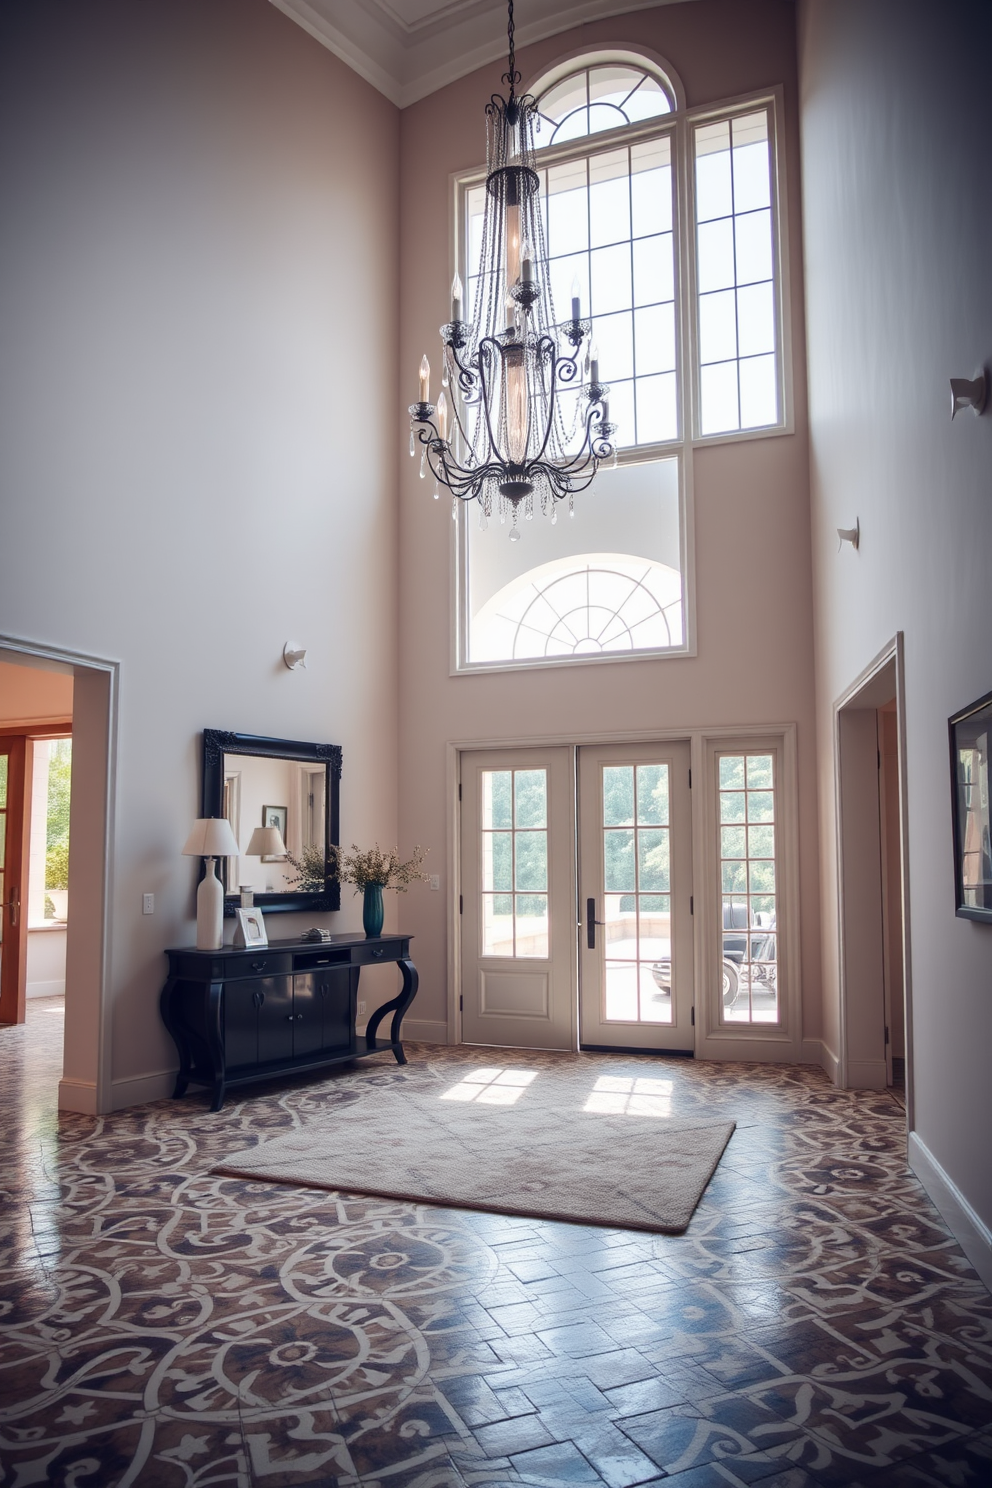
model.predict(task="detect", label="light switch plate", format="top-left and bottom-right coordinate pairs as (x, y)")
top-left (429, 874), bottom-right (440, 891)
top-left (142, 893), bottom-right (154, 915)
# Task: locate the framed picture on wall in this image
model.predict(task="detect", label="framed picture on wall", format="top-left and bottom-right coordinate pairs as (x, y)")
top-left (261, 804), bottom-right (288, 859)
top-left (949, 689), bottom-right (992, 922)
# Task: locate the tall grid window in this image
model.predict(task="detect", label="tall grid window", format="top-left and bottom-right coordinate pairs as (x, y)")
top-left (466, 134), bottom-right (677, 449)
top-left (481, 769), bottom-right (549, 958)
top-left (695, 111), bottom-right (778, 435)
top-left (717, 753), bottom-right (779, 1023)
top-left (456, 59), bottom-right (786, 672)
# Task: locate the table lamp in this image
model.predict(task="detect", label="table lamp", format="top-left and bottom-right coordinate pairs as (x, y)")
top-left (183, 817), bottom-right (240, 949)
top-left (245, 825), bottom-right (287, 861)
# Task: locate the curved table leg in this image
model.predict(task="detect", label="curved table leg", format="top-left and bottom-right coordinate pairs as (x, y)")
top-left (365, 958), bottom-right (419, 1064)
top-left (206, 982), bottom-right (227, 1111)
top-left (159, 978), bottom-right (190, 1099)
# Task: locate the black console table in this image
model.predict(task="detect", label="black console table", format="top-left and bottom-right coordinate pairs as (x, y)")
top-left (160, 934), bottom-right (417, 1111)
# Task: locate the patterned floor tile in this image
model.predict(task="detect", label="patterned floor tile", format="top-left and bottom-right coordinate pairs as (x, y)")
top-left (0, 1001), bottom-right (989, 1488)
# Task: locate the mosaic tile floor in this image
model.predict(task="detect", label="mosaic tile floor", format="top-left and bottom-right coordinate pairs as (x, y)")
top-left (1, 998), bottom-right (990, 1487)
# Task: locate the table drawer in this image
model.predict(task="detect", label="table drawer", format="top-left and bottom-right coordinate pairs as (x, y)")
top-left (222, 953), bottom-right (293, 981)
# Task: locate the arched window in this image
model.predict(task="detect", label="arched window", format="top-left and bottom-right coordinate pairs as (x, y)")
top-left (535, 63), bottom-right (673, 145)
top-left (472, 554), bottom-right (684, 663)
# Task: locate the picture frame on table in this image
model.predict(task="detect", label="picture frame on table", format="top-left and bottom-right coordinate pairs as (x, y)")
top-left (949, 688), bottom-right (992, 922)
top-left (261, 804), bottom-right (288, 860)
top-left (233, 907), bottom-right (268, 948)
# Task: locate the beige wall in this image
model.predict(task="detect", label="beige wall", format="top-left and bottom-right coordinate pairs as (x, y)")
top-left (0, 0), bottom-right (401, 1107)
top-left (799, 0), bottom-right (992, 1276)
top-left (0, 660), bottom-right (73, 726)
top-left (396, 0), bottom-right (821, 1050)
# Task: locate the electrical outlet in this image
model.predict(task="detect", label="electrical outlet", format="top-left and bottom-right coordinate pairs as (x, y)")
top-left (429, 874), bottom-right (440, 891)
top-left (142, 893), bottom-right (154, 915)
top-left (357, 1000), bottom-right (366, 1016)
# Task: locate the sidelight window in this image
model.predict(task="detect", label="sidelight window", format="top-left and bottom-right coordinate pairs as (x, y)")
top-left (717, 752), bottom-right (779, 1023)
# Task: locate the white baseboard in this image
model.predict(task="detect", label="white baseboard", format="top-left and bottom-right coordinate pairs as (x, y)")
top-left (27, 978), bottom-right (66, 999)
top-left (820, 1041), bottom-right (841, 1086)
top-left (847, 1058), bottom-right (887, 1091)
top-left (908, 1130), bottom-right (992, 1292)
top-left (357, 1018), bottom-right (449, 1045)
top-left (402, 1019), bottom-right (449, 1044)
top-left (58, 1078), bottom-right (98, 1115)
top-left (111, 1071), bottom-right (175, 1110)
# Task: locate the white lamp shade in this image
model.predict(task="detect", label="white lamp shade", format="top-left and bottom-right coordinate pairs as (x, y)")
top-left (183, 817), bottom-right (240, 858)
top-left (246, 825), bottom-right (287, 858)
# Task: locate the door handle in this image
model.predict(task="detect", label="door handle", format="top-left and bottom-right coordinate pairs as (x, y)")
top-left (586, 898), bottom-right (605, 951)
top-left (7, 888), bottom-right (19, 927)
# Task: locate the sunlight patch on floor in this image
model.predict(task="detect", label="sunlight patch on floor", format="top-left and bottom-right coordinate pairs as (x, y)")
top-left (440, 1068), bottom-right (538, 1105)
top-left (583, 1074), bottom-right (673, 1117)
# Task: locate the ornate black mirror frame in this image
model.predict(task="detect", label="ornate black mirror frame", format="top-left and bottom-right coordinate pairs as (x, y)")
top-left (202, 728), bottom-right (342, 916)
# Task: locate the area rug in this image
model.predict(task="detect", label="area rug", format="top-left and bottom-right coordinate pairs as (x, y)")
top-left (213, 1065), bottom-right (736, 1233)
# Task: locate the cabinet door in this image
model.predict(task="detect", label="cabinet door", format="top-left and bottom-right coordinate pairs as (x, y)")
top-left (224, 982), bottom-right (259, 1068)
top-left (255, 976), bottom-right (294, 1063)
top-left (314, 970), bottom-right (353, 1052)
top-left (292, 974), bottom-right (325, 1058)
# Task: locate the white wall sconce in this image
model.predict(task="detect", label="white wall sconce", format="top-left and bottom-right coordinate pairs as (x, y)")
top-left (283, 643), bottom-right (307, 670)
top-left (837, 520), bottom-right (860, 550)
top-left (949, 370), bottom-right (988, 419)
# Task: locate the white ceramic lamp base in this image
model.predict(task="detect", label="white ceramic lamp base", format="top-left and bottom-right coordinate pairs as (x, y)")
top-left (196, 856), bottom-right (224, 950)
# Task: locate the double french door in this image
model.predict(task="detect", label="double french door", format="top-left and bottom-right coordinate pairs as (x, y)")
top-left (459, 742), bottom-right (693, 1052)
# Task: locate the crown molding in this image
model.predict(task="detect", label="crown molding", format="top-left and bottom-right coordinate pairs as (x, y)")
top-left (269, 0), bottom-right (694, 108)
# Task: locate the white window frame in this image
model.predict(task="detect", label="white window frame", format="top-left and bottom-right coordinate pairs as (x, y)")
top-left (448, 66), bottom-right (792, 676)
top-left (694, 726), bottom-right (802, 1058)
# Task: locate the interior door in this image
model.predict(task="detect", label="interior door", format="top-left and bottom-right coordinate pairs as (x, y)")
top-left (0, 737), bottom-right (30, 1025)
top-left (460, 747), bottom-right (576, 1050)
top-left (578, 741), bottom-right (694, 1052)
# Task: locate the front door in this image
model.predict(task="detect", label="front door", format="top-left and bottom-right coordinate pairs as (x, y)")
top-left (577, 742), bottom-right (694, 1051)
top-left (460, 747), bottom-right (576, 1050)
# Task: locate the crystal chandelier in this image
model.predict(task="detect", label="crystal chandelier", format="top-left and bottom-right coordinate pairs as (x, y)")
top-left (408, 0), bottom-right (616, 540)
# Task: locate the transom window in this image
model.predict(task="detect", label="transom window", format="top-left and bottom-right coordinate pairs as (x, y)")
top-left (536, 63), bottom-right (673, 144)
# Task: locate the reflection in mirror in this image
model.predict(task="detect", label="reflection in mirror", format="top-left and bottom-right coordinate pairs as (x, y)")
top-left (221, 754), bottom-right (327, 894)
top-left (202, 730), bottom-right (341, 915)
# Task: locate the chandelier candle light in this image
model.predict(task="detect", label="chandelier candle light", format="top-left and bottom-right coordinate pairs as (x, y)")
top-left (408, 0), bottom-right (616, 540)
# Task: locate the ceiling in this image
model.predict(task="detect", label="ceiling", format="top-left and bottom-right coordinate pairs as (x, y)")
top-left (269, 0), bottom-right (692, 108)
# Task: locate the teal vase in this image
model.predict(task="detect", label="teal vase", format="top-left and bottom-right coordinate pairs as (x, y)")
top-left (362, 882), bottom-right (384, 938)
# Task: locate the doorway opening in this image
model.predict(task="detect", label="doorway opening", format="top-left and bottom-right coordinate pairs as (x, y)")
top-left (835, 637), bottom-right (911, 1109)
top-left (0, 638), bottom-right (117, 1114)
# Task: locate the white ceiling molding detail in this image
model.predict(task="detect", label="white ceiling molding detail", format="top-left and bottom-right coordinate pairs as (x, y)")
top-left (269, 0), bottom-right (694, 109)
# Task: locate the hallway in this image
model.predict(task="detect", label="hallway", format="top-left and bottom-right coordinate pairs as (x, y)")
top-left (0, 1005), bottom-right (989, 1486)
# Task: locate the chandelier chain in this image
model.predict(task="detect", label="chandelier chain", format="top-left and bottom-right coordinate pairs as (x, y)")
top-left (503, 0), bottom-right (520, 91)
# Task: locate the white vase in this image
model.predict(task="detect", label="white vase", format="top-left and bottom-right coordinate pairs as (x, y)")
top-left (48, 890), bottom-right (68, 922)
top-left (196, 856), bottom-right (224, 949)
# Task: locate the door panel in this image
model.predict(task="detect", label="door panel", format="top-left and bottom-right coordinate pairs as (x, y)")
top-left (224, 982), bottom-right (259, 1068)
top-left (292, 974), bottom-right (325, 1058)
top-left (255, 976), bottom-right (294, 1062)
top-left (578, 742), bottom-right (693, 1051)
top-left (460, 747), bottom-right (576, 1050)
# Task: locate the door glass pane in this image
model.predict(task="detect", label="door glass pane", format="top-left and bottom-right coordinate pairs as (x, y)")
top-left (481, 768), bottom-right (549, 958)
top-left (601, 764), bottom-right (672, 1023)
top-left (0, 753), bottom-right (7, 808)
top-left (718, 753), bottom-right (779, 1023)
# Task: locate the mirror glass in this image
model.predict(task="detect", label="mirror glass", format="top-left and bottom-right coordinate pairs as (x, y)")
top-left (221, 752), bottom-right (327, 895)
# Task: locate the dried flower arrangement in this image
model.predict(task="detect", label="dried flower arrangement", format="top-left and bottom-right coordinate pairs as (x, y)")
top-left (284, 843), bottom-right (327, 894)
top-left (328, 843), bottom-right (428, 893)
